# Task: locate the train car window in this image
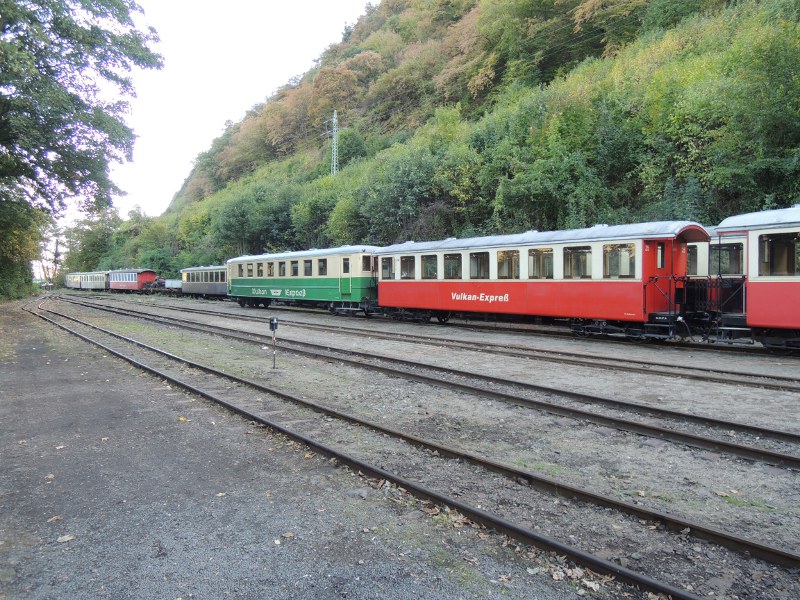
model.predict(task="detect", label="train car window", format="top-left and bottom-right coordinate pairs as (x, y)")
top-left (291, 260), bottom-right (299, 277)
top-left (267, 262), bottom-right (274, 277)
top-left (421, 255), bottom-right (437, 279)
top-left (279, 262), bottom-right (286, 277)
top-left (528, 248), bottom-right (553, 279)
top-left (710, 243), bottom-right (744, 275)
top-left (603, 243), bottom-right (635, 278)
top-left (657, 243), bottom-right (665, 269)
top-left (564, 246), bottom-right (592, 279)
top-left (238, 264), bottom-right (244, 277)
top-left (342, 257), bottom-right (350, 274)
top-left (381, 257), bottom-right (394, 279)
top-left (304, 260), bottom-right (312, 276)
top-left (400, 256), bottom-right (415, 279)
top-left (318, 259), bottom-right (327, 276)
top-left (444, 254), bottom-right (462, 279)
top-left (221, 271), bottom-right (226, 282)
top-left (257, 263), bottom-right (264, 277)
top-left (759, 233), bottom-right (799, 276)
top-left (247, 263), bottom-right (254, 277)
top-left (361, 256), bottom-right (371, 272)
top-left (497, 250), bottom-right (520, 280)
top-left (687, 245), bottom-right (698, 276)
top-left (470, 252), bottom-right (490, 279)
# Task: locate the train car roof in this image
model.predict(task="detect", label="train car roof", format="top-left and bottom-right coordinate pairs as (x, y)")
top-left (180, 265), bottom-right (226, 273)
top-left (375, 221), bottom-right (708, 255)
top-left (107, 268), bottom-right (156, 274)
top-left (704, 225), bottom-right (746, 239)
top-left (67, 270), bottom-right (109, 275)
top-left (228, 245), bottom-right (384, 263)
top-left (716, 205), bottom-right (800, 231)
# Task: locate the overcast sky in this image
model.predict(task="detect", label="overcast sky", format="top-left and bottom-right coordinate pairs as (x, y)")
top-left (108, 0), bottom-right (370, 219)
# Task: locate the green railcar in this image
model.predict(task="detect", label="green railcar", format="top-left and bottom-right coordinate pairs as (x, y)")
top-left (227, 245), bottom-right (382, 314)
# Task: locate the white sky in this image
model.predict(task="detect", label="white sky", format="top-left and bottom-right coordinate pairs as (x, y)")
top-left (109, 0), bottom-right (370, 219)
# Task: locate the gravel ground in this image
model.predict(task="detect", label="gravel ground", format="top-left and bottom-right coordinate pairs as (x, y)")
top-left (1, 299), bottom-right (626, 600)
top-left (72, 298), bottom-right (798, 555)
top-left (31, 295), bottom-right (800, 598)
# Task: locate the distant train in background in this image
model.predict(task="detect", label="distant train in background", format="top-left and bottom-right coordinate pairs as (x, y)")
top-left (64, 269), bottom-right (157, 292)
top-left (63, 206), bottom-right (800, 351)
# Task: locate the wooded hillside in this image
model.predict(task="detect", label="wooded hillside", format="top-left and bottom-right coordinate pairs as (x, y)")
top-left (63, 0), bottom-right (800, 277)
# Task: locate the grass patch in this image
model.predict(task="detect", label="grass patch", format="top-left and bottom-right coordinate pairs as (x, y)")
top-left (722, 496), bottom-right (775, 511)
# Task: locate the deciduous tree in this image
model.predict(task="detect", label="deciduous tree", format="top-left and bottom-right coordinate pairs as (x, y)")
top-left (1, 0), bottom-right (162, 213)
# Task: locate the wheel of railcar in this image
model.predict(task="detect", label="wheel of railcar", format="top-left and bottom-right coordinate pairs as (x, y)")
top-left (436, 312), bottom-right (451, 324)
top-left (760, 329), bottom-right (795, 355)
top-left (625, 328), bottom-right (650, 344)
top-left (237, 298), bottom-right (246, 308)
top-left (571, 319), bottom-right (590, 337)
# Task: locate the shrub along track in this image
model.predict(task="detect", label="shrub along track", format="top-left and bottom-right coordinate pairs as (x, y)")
top-left (35, 297), bottom-right (800, 599)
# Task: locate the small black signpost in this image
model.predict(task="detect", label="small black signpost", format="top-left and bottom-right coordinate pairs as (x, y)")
top-left (269, 317), bottom-right (278, 369)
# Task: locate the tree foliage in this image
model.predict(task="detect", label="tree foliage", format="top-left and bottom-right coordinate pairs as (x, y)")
top-left (0, 0), bottom-right (161, 299)
top-left (63, 0), bottom-right (800, 280)
top-left (1, 0), bottom-right (162, 213)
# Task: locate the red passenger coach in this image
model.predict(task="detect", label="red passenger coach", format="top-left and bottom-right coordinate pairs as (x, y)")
top-left (376, 221), bottom-right (709, 339)
top-left (714, 205), bottom-right (800, 349)
top-left (108, 269), bottom-right (157, 292)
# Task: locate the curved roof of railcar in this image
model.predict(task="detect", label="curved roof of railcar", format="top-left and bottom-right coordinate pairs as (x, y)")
top-left (375, 221), bottom-right (708, 255)
top-left (704, 225), bottom-right (746, 239)
top-left (107, 268), bottom-right (156, 274)
top-left (68, 270), bottom-right (109, 275)
top-left (180, 265), bottom-right (226, 273)
top-left (227, 245), bottom-right (383, 264)
top-left (716, 205), bottom-right (800, 231)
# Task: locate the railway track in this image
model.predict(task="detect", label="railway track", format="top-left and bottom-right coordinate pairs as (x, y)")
top-left (66, 293), bottom-right (800, 394)
top-left (61, 290), bottom-right (787, 357)
top-left (56, 295), bottom-right (800, 465)
top-left (45, 298), bottom-right (800, 525)
top-left (29, 300), bottom-right (800, 599)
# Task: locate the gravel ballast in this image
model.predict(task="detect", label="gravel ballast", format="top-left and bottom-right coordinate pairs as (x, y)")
top-left (1, 300), bottom-right (616, 599)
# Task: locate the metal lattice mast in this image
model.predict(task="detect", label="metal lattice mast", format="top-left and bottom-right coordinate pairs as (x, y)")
top-left (331, 110), bottom-right (338, 176)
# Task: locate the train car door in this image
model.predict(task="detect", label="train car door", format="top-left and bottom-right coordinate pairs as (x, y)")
top-left (340, 256), bottom-right (352, 295)
top-left (642, 238), bottom-right (674, 314)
